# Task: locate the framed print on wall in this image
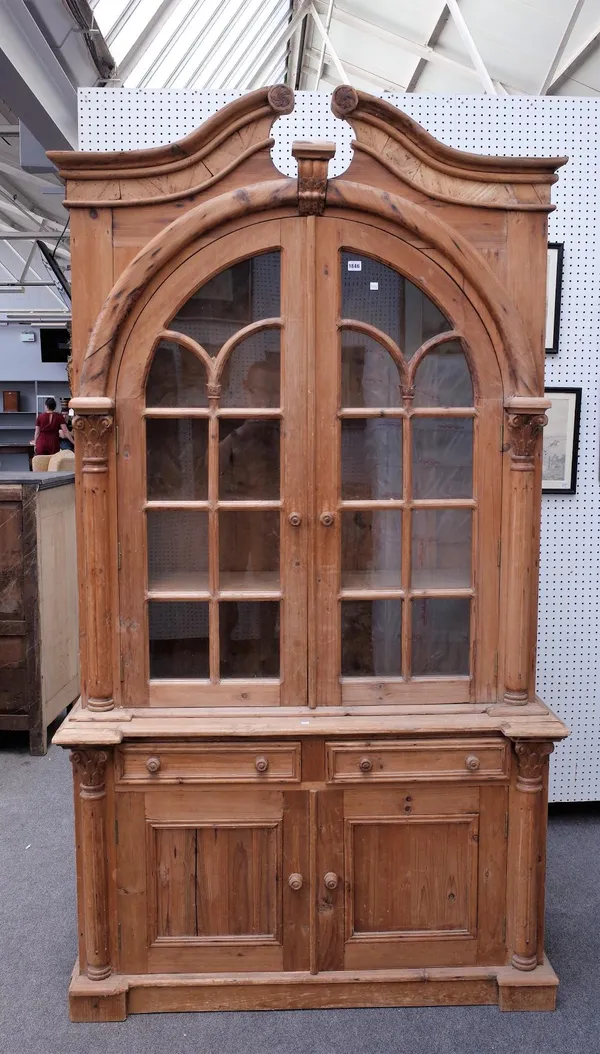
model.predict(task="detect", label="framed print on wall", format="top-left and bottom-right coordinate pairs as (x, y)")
top-left (545, 243), bottom-right (564, 353)
top-left (543, 387), bottom-right (581, 494)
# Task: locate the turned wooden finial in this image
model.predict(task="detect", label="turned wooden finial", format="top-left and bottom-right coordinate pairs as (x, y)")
top-left (291, 141), bottom-right (336, 215)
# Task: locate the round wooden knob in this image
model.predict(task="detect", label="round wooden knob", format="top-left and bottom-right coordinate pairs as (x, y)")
top-left (465, 755), bottom-right (480, 772)
top-left (320, 512), bottom-right (334, 527)
top-left (288, 873), bottom-right (303, 891)
top-left (255, 755), bottom-right (270, 773)
top-left (146, 756), bottom-right (161, 774)
top-left (358, 756), bottom-right (373, 773)
top-left (289, 513), bottom-right (302, 527)
top-left (324, 872), bottom-right (339, 891)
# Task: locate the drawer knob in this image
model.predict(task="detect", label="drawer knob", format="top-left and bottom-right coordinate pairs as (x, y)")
top-left (255, 755), bottom-right (270, 774)
top-left (465, 754), bottom-right (481, 772)
top-left (289, 512), bottom-right (302, 527)
top-left (320, 512), bottom-right (334, 527)
top-left (324, 871), bottom-right (339, 891)
top-left (288, 873), bottom-right (303, 891)
top-left (146, 756), bottom-right (161, 774)
top-left (358, 756), bottom-right (373, 773)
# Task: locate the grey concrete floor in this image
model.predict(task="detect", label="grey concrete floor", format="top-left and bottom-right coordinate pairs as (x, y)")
top-left (0, 727), bottom-right (597, 1054)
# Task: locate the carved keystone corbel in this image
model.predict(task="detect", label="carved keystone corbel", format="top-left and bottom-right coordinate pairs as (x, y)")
top-left (71, 397), bottom-right (116, 712)
top-left (510, 740), bottom-right (554, 971)
top-left (292, 141), bottom-right (336, 216)
top-left (71, 749), bottom-right (111, 980)
top-left (502, 397), bottom-right (551, 705)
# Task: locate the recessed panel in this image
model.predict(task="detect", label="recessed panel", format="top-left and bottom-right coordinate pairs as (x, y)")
top-left (146, 418), bottom-right (208, 501)
top-left (341, 600), bottom-right (402, 677)
top-left (219, 601), bottom-right (280, 678)
top-left (342, 419), bottom-right (402, 500)
top-left (411, 598), bottom-right (470, 676)
top-left (342, 509), bottom-right (402, 590)
top-left (412, 417), bottom-right (473, 499)
top-left (219, 419), bottom-right (280, 500)
top-left (149, 600), bottom-right (209, 679)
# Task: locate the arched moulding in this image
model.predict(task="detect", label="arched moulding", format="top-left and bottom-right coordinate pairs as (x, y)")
top-left (47, 86), bottom-right (296, 208)
top-left (213, 319), bottom-right (283, 406)
top-left (408, 331), bottom-right (474, 408)
top-left (338, 319), bottom-right (408, 398)
top-left (146, 331), bottom-right (214, 407)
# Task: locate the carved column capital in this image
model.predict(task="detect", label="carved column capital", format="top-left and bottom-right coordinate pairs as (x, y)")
top-left (72, 414), bottom-right (113, 471)
top-left (505, 412), bottom-right (547, 469)
top-left (292, 141), bottom-right (336, 216)
top-left (71, 748), bottom-right (108, 799)
top-left (514, 740), bottom-right (554, 792)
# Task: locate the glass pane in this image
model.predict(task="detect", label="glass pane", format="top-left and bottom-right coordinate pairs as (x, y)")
top-left (341, 600), bottom-right (402, 677)
top-left (146, 340), bottom-right (208, 408)
top-left (149, 601), bottom-right (209, 678)
top-left (219, 510), bottom-right (280, 591)
top-left (220, 329), bottom-right (280, 409)
top-left (341, 251), bottom-right (449, 358)
top-left (147, 510), bottom-right (208, 593)
top-left (219, 601), bottom-right (279, 678)
top-left (412, 418), bottom-right (473, 499)
top-left (147, 418), bottom-right (208, 500)
top-left (411, 598), bottom-right (470, 676)
top-left (219, 419), bottom-right (279, 500)
top-left (413, 341), bottom-right (473, 408)
top-left (341, 330), bottom-right (401, 408)
top-left (342, 419), bottom-right (402, 500)
top-left (169, 252), bottom-right (280, 354)
top-left (342, 510), bottom-right (402, 590)
top-left (412, 509), bottom-right (472, 589)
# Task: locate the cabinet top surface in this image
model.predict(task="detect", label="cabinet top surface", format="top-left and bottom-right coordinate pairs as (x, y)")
top-left (0, 471), bottom-right (75, 488)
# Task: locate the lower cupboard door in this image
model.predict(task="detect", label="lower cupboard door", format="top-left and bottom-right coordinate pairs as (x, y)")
top-left (116, 786), bottom-right (310, 974)
top-left (317, 785), bottom-right (508, 971)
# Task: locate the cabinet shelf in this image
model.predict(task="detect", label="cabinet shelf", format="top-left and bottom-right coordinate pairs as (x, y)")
top-left (147, 570), bottom-right (281, 598)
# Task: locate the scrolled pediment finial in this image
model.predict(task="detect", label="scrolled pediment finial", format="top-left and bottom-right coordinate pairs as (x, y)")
top-left (331, 85), bottom-right (359, 118)
top-left (267, 84), bottom-right (295, 114)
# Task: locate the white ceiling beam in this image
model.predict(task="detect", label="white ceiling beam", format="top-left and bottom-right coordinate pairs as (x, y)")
top-left (249, 0), bottom-right (312, 90)
top-left (305, 50), bottom-right (408, 92)
top-left (105, 0), bottom-right (144, 47)
top-left (308, 4), bottom-right (348, 83)
top-left (0, 0), bottom-right (77, 148)
top-left (320, 3), bottom-right (504, 88)
top-left (539, 0), bottom-right (585, 94)
top-left (117, 0), bottom-right (188, 83)
top-left (445, 0), bottom-right (496, 93)
top-left (545, 21), bottom-right (600, 93)
top-left (314, 0), bottom-right (335, 89)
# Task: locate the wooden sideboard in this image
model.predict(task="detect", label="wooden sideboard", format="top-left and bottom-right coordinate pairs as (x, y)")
top-left (0, 472), bottom-right (79, 753)
top-left (52, 86), bottom-right (568, 1020)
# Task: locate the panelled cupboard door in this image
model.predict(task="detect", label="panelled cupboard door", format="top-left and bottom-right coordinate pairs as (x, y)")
top-left (316, 784), bottom-right (508, 971)
top-left (115, 784), bottom-right (310, 974)
top-left (313, 220), bottom-right (503, 707)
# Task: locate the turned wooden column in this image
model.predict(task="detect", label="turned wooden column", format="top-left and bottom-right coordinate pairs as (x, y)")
top-left (71, 748), bottom-right (111, 980)
top-left (71, 396), bottom-right (115, 712)
top-left (511, 739), bottom-right (553, 970)
top-left (502, 397), bottom-right (550, 704)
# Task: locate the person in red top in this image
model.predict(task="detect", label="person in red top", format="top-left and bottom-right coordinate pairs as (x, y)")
top-left (33, 398), bottom-right (74, 456)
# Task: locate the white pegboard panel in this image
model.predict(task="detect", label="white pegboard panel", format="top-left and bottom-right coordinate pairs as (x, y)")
top-left (80, 90), bottom-right (599, 802)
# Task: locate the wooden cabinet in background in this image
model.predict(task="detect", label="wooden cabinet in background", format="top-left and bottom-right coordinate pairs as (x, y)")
top-left (0, 472), bottom-right (79, 753)
top-left (53, 86), bottom-right (568, 1020)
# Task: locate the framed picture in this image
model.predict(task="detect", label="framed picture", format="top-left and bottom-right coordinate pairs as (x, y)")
top-left (542, 387), bottom-right (581, 494)
top-left (545, 243), bottom-right (563, 353)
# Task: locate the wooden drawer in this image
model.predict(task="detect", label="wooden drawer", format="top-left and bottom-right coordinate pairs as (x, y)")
top-left (116, 742), bottom-right (301, 785)
top-left (326, 738), bottom-right (508, 783)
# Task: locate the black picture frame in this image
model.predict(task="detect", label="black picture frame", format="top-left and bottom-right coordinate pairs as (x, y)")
top-left (542, 386), bottom-right (581, 494)
top-left (545, 242), bottom-right (563, 354)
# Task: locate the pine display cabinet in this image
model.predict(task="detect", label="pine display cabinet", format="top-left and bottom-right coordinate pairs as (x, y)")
top-left (51, 86), bottom-right (568, 1021)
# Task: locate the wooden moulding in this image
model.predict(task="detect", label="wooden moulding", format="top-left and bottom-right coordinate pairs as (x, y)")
top-left (67, 959), bottom-right (559, 1021)
top-left (331, 85), bottom-right (567, 211)
top-left (502, 400), bottom-right (550, 704)
top-left (47, 85), bottom-right (295, 208)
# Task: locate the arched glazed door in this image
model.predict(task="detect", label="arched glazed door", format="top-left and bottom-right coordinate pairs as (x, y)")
top-left (116, 215), bottom-right (502, 709)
